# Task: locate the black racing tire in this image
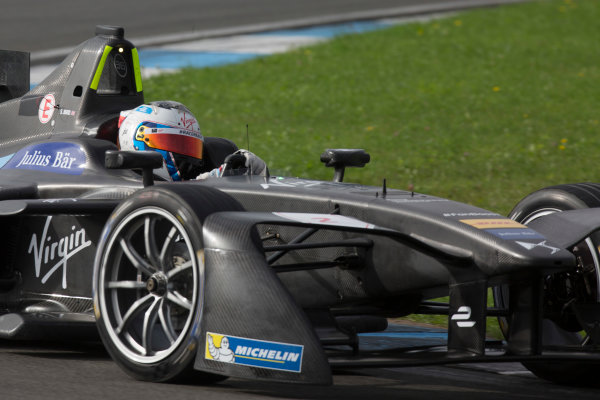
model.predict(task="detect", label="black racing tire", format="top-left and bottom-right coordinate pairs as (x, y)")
top-left (93, 184), bottom-right (243, 383)
top-left (495, 183), bottom-right (600, 386)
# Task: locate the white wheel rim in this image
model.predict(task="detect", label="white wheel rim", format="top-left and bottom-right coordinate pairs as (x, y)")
top-left (98, 207), bottom-right (201, 364)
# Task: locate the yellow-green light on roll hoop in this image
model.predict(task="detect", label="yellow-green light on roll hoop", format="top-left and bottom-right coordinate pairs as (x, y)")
top-left (90, 45), bottom-right (142, 92)
top-left (132, 48), bottom-right (143, 92)
top-left (90, 45), bottom-right (113, 91)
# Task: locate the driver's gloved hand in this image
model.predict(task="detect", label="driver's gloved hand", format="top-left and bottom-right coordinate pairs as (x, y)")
top-left (235, 149), bottom-right (268, 176)
top-left (195, 149), bottom-right (268, 179)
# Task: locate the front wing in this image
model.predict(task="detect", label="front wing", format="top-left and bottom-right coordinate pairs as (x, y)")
top-left (192, 210), bottom-right (600, 384)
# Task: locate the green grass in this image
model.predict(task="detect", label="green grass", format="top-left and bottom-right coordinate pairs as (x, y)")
top-left (143, 0), bottom-right (599, 336)
top-left (146, 0), bottom-right (600, 216)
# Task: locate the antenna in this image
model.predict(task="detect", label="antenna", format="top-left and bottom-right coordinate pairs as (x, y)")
top-left (246, 124), bottom-right (250, 151)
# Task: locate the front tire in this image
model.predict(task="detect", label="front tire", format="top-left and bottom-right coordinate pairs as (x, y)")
top-left (495, 183), bottom-right (600, 385)
top-left (93, 185), bottom-right (243, 382)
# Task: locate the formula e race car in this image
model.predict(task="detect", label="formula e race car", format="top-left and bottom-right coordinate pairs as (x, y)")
top-left (0, 26), bottom-right (599, 387)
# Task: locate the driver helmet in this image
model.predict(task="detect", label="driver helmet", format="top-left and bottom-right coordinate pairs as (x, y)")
top-left (118, 101), bottom-right (204, 181)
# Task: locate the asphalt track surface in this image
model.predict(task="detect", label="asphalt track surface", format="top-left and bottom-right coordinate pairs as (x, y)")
top-left (1, 337), bottom-right (600, 400)
top-left (1, 0), bottom-right (526, 61)
top-left (4, 0), bottom-right (598, 399)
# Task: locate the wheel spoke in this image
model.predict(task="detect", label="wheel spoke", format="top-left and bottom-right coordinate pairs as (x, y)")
top-left (142, 297), bottom-right (162, 355)
top-left (159, 301), bottom-right (177, 345)
top-left (116, 293), bottom-right (153, 334)
top-left (107, 280), bottom-right (146, 289)
top-left (167, 260), bottom-right (193, 279)
top-left (159, 227), bottom-right (178, 266)
top-left (167, 291), bottom-right (192, 310)
top-left (120, 238), bottom-right (155, 276)
top-left (144, 216), bottom-right (161, 270)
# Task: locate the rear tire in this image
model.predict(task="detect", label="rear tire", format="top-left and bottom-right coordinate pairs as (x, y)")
top-left (495, 183), bottom-right (600, 385)
top-left (93, 185), bottom-right (243, 382)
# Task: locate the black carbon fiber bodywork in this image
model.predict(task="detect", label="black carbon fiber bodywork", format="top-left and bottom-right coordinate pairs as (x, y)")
top-left (198, 177), bottom-right (575, 282)
top-left (195, 212), bottom-right (330, 383)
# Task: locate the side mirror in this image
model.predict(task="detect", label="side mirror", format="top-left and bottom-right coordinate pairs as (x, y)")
top-left (320, 149), bottom-right (370, 182)
top-left (223, 153), bottom-right (247, 170)
top-left (105, 150), bottom-right (163, 187)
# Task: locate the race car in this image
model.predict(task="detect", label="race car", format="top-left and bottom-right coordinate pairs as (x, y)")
top-left (0, 25), bottom-right (599, 386)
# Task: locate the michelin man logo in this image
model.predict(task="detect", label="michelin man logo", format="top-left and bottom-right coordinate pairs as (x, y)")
top-left (207, 333), bottom-right (235, 363)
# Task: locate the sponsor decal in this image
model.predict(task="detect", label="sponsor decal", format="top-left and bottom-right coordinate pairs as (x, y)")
top-left (3, 142), bottom-right (86, 175)
top-left (485, 228), bottom-right (545, 240)
top-left (28, 216), bottom-right (92, 289)
top-left (114, 53), bottom-right (128, 78)
top-left (136, 123), bottom-right (202, 140)
top-left (134, 105), bottom-right (153, 114)
top-left (451, 306), bottom-right (476, 328)
top-left (38, 94), bottom-right (55, 124)
top-left (386, 198), bottom-right (450, 203)
top-left (206, 332), bottom-right (303, 373)
top-left (179, 128), bottom-right (202, 138)
top-left (42, 199), bottom-right (77, 204)
top-left (516, 240), bottom-right (561, 255)
top-left (460, 219), bottom-right (546, 242)
top-left (261, 177), bottom-right (354, 189)
top-left (180, 112), bottom-right (197, 131)
top-left (443, 212), bottom-right (499, 218)
top-left (460, 218), bottom-right (526, 229)
top-left (59, 108), bottom-right (76, 117)
top-left (261, 180), bottom-right (323, 189)
top-left (273, 212), bottom-right (375, 229)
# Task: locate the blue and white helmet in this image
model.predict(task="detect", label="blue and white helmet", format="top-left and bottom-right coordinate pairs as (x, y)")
top-left (118, 101), bottom-right (204, 181)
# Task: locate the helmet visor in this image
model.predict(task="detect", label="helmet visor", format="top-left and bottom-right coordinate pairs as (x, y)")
top-left (136, 125), bottom-right (203, 159)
